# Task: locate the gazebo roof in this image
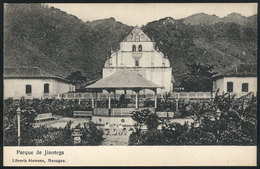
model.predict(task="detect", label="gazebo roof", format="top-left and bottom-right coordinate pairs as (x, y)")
top-left (86, 69), bottom-right (163, 90)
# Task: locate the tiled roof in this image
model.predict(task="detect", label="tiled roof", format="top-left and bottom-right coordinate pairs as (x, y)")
top-left (86, 69), bottom-right (163, 90)
top-left (4, 67), bottom-right (49, 77)
top-left (213, 65), bottom-right (257, 79)
top-left (4, 67), bottom-right (73, 84)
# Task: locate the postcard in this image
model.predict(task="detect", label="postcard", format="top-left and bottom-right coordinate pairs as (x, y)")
top-left (3, 2), bottom-right (257, 166)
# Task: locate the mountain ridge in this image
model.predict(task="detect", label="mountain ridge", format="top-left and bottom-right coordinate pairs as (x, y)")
top-left (4, 4), bottom-right (257, 85)
top-left (182, 12), bottom-right (257, 29)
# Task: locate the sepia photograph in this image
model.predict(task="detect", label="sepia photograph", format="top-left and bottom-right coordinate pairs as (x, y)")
top-left (2, 2), bottom-right (258, 166)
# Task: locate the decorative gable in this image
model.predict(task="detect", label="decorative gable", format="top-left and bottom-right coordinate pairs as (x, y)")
top-left (123, 27), bottom-right (151, 42)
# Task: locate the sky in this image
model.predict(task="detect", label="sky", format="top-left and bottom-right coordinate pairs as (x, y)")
top-left (48, 3), bottom-right (257, 26)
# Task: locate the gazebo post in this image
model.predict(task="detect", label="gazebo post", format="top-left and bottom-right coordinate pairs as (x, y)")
top-left (154, 89), bottom-right (157, 109)
top-left (108, 91), bottom-right (111, 109)
top-left (91, 92), bottom-right (95, 108)
top-left (95, 92), bottom-right (98, 108)
top-left (135, 89), bottom-right (139, 110)
top-left (108, 90), bottom-right (113, 116)
top-left (114, 90), bottom-right (116, 107)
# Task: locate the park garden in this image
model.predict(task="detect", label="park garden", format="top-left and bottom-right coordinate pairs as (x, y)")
top-left (3, 91), bottom-right (257, 146)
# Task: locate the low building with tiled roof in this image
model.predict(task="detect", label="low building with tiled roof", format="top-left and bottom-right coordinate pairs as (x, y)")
top-left (4, 67), bottom-right (75, 99)
top-left (212, 66), bottom-right (257, 97)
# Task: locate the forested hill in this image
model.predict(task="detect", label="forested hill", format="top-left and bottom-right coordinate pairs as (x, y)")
top-left (4, 4), bottom-right (257, 83)
top-left (4, 4), bottom-right (132, 79)
top-left (182, 13), bottom-right (257, 29)
top-left (143, 16), bottom-right (257, 82)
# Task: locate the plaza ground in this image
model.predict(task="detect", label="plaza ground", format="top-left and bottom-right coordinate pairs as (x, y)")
top-left (34, 115), bottom-right (194, 146)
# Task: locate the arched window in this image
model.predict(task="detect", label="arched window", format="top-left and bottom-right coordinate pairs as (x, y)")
top-left (25, 85), bottom-right (32, 94)
top-left (44, 83), bottom-right (50, 93)
top-left (138, 45), bottom-right (142, 51)
top-left (132, 45), bottom-right (136, 52)
top-left (162, 62), bottom-right (165, 67)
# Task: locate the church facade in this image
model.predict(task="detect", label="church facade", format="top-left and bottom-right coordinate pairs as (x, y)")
top-left (103, 27), bottom-right (173, 94)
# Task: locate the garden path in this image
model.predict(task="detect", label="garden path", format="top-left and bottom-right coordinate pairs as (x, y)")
top-left (101, 134), bottom-right (130, 146)
top-left (33, 116), bottom-right (91, 128)
top-left (34, 116), bottom-right (194, 146)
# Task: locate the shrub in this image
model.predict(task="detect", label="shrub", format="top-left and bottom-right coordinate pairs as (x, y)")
top-left (3, 98), bottom-right (103, 146)
top-left (129, 129), bottom-right (164, 145)
top-left (3, 98), bottom-right (37, 146)
top-left (129, 92), bottom-right (257, 145)
top-left (33, 122), bottom-right (73, 146)
top-left (80, 122), bottom-right (104, 145)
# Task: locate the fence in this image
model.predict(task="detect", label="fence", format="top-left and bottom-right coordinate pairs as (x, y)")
top-left (56, 92), bottom-right (215, 100)
top-left (171, 92), bottom-right (214, 99)
top-left (56, 92), bottom-right (250, 100)
top-left (73, 111), bottom-right (93, 117)
top-left (5, 91), bottom-right (253, 100)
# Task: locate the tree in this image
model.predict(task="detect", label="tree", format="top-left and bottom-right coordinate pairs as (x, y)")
top-left (66, 71), bottom-right (86, 85)
top-left (33, 121), bottom-right (73, 146)
top-left (225, 23), bottom-right (241, 40)
top-left (3, 98), bottom-right (103, 146)
top-left (80, 122), bottom-right (104, 145)
top-left (3, 98), bottom-right (37, 146)
top-left (118, 94), bottom-right (130, 108)
top-left (157, 92), bottom-right (176, 111)
top-left (129, 109), bottom-right (162, 145)
top-left (180, 62), bottom-right (217, 92)
top-left (129, 92), bottom-right (257, 145)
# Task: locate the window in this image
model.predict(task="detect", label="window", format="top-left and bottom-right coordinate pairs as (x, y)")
top-left (138, 45), bottom-right (142, 51)
top-left (135, 60), bottom-right (139, 67)
top-left (132, 45), bottom-right (136, 52)
top-left (227, 82), bottom-right (233, 92)
top-left (242, 83), bottom-right (249, 92)
top-left (25, 85), bottom-right (32, 94)
top-left (162, 63), bottom-right (165, 67)
top-left (44, 83), bottom-right (49, 93)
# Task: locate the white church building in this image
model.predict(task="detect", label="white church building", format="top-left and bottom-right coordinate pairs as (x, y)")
top-left (103, 26), bottom-right (173, 94)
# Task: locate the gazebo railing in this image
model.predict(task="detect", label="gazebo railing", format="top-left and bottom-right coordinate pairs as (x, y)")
top-left (93, 108), bottom-right (109, 116)
top-left (93, 107), bottom-right (155, 116)
top-left (111, 108), bottom-right (135, 116)
top-left (55, 93), bottom-right (156, 100)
